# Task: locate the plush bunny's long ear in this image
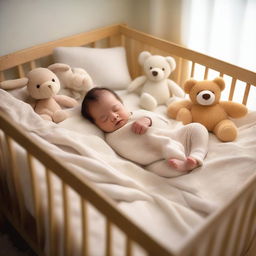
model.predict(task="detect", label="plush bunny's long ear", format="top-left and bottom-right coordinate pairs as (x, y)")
top-left (48, 63), bottom-right (71, 72)
top-left (0, 77), bottom-right (29, 90)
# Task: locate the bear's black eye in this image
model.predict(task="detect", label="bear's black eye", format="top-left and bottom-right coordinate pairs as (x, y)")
top-left (52, 78), bottom-right (55, 82)
top-left (150, 67), bottom-right (153, 70)
top-left (162, 68), bottom-right (165, 71)
top-left (36, 84), bottom-right (40, 88)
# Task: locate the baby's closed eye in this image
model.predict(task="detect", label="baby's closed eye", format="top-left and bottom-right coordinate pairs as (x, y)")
top-left (112, 105), bottom-right (120, 112)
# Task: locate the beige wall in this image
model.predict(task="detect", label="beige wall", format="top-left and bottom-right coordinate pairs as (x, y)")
top-left (130, 0), bottom-right (182, 43)
top-left (0, 0), bottom-right (182, 56)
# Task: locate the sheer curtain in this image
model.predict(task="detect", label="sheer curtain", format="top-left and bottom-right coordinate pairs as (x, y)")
top-left (181, 0), bottom-right (256, 72)
top-left (181, 0), bottom-right (256, 109)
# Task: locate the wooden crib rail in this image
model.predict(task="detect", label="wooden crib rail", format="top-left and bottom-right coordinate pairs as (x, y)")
top-left (178, 174), bottom-right (256, 256)
top-left (1, 24), bottom-right (255, 108)
top-left (0, 24), bottom-right (256, 256)
top-left (0, 111), bottom-right (173, 256)
top-left (120, 25), bottom-right (256, 87)
top-left (0, 24), bottom-right (122, 72)
top-left (1, 23), bottom-right (255, 86)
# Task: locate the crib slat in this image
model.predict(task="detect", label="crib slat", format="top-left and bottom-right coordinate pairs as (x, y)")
top-left (190, 62), bottom-right (195, 78)
top-left (105, 219), bottom-right (112, 256)
top-left (27, 154), bottom-right (43, 248)
top-left (241, 211), bottom-right (256, 256)
top-left (176, 57), bottom-right (183, 85)
top-left (46, 169), bottom-right (57, 256)
top-left (5, 136), bottom-right (25, 224)
top-left (125, 38), bottom-right (137, 79)
top-left (230, 194), bottom-right (252, 255)
top-left (217, 211), bottom-right (237, 255)
top-left (204, 67), bottom-right (209, 80)
top-left (81, 198), bottom-right (89, 256)
top-left (62, 182), bottom-right (72, 256)
top-left (108, 34), bottom-right (122, 47)
top-left (0, 71), bottom-right (5, 82)
top-left (237, 193), bottom-right (256, 255)
top-left (219, 72), bottom-right (224, 77)
top-left (29, 60), bottom-right (36, 70)
top-left (204, 233), bottom-right (217, 256)
top-left (126, 237), bottom-right (132, 256)
top-left (228, 77), bottom-right (237, 101)
top-left (242, 83), bottom-right (250, 105)
top-left (121, 34), bottom-right (125, 47)
top-left (18, 64), bottom-right (25, 78)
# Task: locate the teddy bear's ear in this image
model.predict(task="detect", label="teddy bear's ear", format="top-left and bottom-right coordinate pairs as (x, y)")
top-left (213, 77), bottom-right (225, 91)
top-left (165, 57), bottom-right (176, 71)
top-left (183, 78), bottom-right (197, 93)
top-left (138, 51), bottom-right (151, 66)
top-left (0, 77), bottom-right (29, 90)
top-left (48, 63), bottom-right (71, 72)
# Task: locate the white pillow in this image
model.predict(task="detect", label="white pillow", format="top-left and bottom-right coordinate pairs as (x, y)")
top-left (53, 46), bottom-right (131, 90)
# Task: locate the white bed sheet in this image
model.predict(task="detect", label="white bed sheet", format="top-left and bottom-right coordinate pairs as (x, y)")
top-left (0, 89), bottom-right (256, 256)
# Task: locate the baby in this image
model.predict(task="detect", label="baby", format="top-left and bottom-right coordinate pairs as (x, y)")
top-left (81, 87), bottom-right (209, 172)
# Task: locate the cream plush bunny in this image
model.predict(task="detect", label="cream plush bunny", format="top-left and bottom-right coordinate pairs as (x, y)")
top-left (128, 51), bottom-right (185, 111)
top-left (48, 63), bottom-right (94, 100)
top-left (0, 67), bottom-right (78, 123)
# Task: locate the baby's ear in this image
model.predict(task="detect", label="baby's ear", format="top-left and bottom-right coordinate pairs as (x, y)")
top-left (0, 77), bottom-right (29, 90)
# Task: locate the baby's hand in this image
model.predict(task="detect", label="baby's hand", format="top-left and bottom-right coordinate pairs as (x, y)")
top-left (131, 117), bottom-right (152, 134)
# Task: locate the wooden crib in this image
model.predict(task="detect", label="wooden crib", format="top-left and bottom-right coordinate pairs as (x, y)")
top-left (0, 24), bottom-right (256, 256)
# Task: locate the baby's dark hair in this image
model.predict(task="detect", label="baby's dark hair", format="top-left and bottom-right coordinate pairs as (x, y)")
top-left (81, 87), bottom-right (123, 123)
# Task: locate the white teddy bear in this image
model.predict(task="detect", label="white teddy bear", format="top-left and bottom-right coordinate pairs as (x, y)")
top-left (127, 51), bottom-right (185, 111)
top-left (48, 63), bottom-right (94, 100)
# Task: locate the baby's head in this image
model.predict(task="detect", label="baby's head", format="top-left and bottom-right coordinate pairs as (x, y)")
top-left (81, 87), bottom-right (130, 132)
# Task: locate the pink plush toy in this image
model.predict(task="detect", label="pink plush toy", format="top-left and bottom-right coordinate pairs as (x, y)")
top-left (0, 67), bottom-right (78, 123)
top-left (48, 63), bottom-right (94, 100)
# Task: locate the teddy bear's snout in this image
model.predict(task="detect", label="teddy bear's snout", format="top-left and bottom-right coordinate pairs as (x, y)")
top-left (152, 71), bottom-right (158, 76)
top-left (196, 90), bottom-right (215, 106)
top-left (202, 93), bottom-right (210, 100)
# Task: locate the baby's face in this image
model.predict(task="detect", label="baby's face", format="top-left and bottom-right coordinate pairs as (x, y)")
top-left (89, 91), bottom-right (130, 132)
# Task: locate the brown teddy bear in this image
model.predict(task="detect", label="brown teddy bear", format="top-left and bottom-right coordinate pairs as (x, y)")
top-left (167, 77), bottom-right (248, 142)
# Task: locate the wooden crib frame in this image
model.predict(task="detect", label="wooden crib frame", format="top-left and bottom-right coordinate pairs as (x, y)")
top-left (0, 24), bottom-right (256, 256)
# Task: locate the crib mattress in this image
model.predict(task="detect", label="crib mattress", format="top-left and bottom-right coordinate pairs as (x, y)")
top-left (0, 88), bottom-right (256, 255)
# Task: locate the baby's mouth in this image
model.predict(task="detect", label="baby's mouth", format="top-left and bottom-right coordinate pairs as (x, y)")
top-left (115, 119), bottom-right (123, 126)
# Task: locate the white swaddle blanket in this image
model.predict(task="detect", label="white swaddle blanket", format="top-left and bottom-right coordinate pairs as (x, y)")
top-left (105, 110), bottom-right (208, 177)
top-left (105, 110), bottom-right (185, 163)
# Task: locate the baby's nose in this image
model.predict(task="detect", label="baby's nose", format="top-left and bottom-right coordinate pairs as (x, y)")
top-left (110, 112), bottom-right (118, 121)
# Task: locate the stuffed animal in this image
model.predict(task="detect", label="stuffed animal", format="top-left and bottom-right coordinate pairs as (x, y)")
top-left (167, 77), bottom-right (248, 142)
top-left (127, 51), bottom-right (185, 111)
top-left (0, 67), bottom-right (78, 123)
top-left (48, 63), bottom-right (94, 100)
